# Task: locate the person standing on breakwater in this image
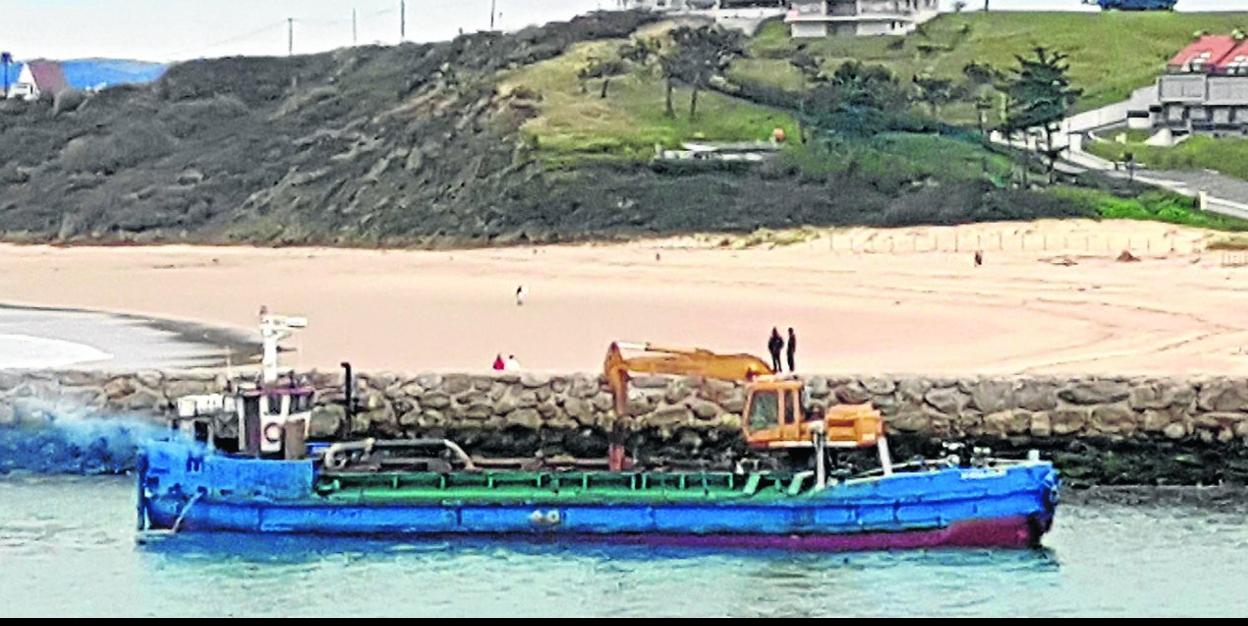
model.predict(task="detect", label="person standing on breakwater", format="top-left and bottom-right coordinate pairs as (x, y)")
top-left (492, 354), bottom-right (505, 371)
top-left (504, 354), bottom-right (522, 371)
top-left (787, 328), bottom-right (797, 373)
top-left (768, 328), bottom-right (783, 373)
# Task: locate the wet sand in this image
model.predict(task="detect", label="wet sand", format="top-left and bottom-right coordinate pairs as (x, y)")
top-left (0, 305), bottom-right (257, 370)
top-left (1, 218), bottom-right (1247, 376)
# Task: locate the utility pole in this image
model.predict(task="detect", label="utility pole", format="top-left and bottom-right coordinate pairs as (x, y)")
top-left (353, 8), bottom-right (358, 45)
top-left (287, 18), bottom-right (294, 56)
top-left (490, 0), bottom-right (497, 31)
top-left (400, 1), bottom-right (406, 41)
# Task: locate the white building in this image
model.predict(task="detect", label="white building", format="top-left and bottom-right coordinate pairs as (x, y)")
top-left (1125, 35), bottom-right (1248, 141)
top-left (785, 0), bottom-right (940, 38)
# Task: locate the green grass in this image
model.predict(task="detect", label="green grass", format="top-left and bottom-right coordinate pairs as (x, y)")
top-left (1051, 188), bottom-right (1248, 232)
top-left (745, 11), bottom-right (1248, 120)
top-left (779, 132), bottom-right (1015, 188)
top-left (1086, 135), bottom-right (1248, 182)
top-left (500, 38), bottom-right (798, 166)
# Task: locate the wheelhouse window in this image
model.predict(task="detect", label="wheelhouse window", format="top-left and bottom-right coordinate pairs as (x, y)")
top-left (290, 392), bottom-right (313, 413)
top-left (748, 391), bottom-right (779, 431)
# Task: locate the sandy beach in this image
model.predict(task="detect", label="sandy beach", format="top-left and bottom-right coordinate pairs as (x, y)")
top-left (2, 218), bottom-right (1247, 376)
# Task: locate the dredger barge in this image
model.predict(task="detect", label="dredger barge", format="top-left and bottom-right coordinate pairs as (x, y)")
top-left (137, 316), bottom-right (1058, 550)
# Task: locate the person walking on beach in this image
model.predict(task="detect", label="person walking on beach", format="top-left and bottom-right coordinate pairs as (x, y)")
top-left (768, 328), bottom-right (783, 373)
top-left (786, 327), bottom-right (797, 373)
top-left (515, 285), bottom-right (528, 306)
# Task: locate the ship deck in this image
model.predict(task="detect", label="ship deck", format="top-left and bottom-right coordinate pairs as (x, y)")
top-left (316, 470), bottom-right (816, 505)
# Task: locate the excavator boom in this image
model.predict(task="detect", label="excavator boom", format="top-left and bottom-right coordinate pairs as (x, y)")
top-left (604, 342), bottom-right (773, 414)
top-left (603, 342), bottom-right (773, 470)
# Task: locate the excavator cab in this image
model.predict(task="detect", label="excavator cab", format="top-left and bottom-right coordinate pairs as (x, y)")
top-left (742, 378), bottom-right (885, 451)
top-left (743, 379), bottom-right (805, 446)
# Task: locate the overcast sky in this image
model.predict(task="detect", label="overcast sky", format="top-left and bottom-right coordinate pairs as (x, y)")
top-left (0, 0), bottom-right (1241, 62)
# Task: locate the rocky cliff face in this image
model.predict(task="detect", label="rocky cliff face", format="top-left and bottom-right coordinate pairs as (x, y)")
top-left (0, 12), bottom-right (673, 246)
top-left (4, 368), bottom-right (1248, 485)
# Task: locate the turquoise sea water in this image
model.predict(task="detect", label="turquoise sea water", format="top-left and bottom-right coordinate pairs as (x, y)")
top-left (1, 475), bottom-right (1247, 617)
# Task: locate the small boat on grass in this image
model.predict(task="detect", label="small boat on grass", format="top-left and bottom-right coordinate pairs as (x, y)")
top-left (137, 320), bottom-right (1059, 550)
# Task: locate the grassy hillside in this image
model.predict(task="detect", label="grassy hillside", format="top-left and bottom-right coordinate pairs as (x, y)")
top-left (500, 37), bottom-right (797, 167)
top-left (743, 11), bottom-right (1248, 120)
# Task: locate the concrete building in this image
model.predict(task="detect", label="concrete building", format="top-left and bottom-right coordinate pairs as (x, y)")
top-left (1127, 35), bottom-right (1248, 141)
top-left (785, 0), bottom-right (940, 38)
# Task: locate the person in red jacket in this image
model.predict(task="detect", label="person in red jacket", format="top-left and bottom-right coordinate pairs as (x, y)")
top-left (492, 354), bottom-right (505, 371)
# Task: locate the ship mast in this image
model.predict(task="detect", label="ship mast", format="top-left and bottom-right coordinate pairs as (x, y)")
top-left (259, 313), bottom-right (307, 383)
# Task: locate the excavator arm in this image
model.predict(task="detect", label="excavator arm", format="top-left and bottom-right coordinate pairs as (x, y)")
top-left (604, 342), bottom-right (774, 415)
top-left (603, 341), bottom-right (773, 470)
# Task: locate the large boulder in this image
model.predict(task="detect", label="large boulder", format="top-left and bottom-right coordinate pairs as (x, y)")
top-left (1089, 404), bottom-right (1137, 436)
top-left (983, 410), bottom-right (1031, 438)
top-left (688, 399), bottom-right (721, 421)
top-left (887, 409), bottom-right (933, 433)
top-left (1029, 412), bottom-right (1052, 438)
top-left (1059, 380), bottom-right (1129, 405)
top-left (1016, 382), bottom-right (1058, 412)
top-left (1050, 408), bottom-right (1088, 436)
top-left (1129, 380), bottom-right (1195, 411)
top-left (441, 374), bottom-right (473, 395)
top-left (862, 377), bottom-right (896, 395)
top-left (834, 382), bottom-right (871, 405)
top-left (1197, 379), bottom-right (1248, 413)
top-left (924, 386), bottom-right (969, 415)
top-left (503, 408), bottom-right (542, 429)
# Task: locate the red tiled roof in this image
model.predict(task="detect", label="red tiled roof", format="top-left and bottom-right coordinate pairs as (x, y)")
top-left (1168, 35), bottom-right (1239, 73)
top-left (1212, 40), bottom-right (1248, 74)
top-left (27, 61), bottom-right (68, 95)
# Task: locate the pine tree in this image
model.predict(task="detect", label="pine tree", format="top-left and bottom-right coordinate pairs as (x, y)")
top-left (1000, 47), bottom-right (1083, 184)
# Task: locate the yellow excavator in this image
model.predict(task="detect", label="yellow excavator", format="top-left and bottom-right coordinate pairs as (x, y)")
top-left (603, 342), bottom-right (890, 474)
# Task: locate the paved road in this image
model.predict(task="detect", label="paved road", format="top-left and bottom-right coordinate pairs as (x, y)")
top-left (1001, 90), bottom-right (1248, 215)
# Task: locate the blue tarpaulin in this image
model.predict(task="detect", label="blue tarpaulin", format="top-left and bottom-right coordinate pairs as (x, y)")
top-left (55, 59), bottom-right (165, 91)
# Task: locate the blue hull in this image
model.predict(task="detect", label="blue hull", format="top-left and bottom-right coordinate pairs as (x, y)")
top-left (138, 441), bottom-right (1059, 550)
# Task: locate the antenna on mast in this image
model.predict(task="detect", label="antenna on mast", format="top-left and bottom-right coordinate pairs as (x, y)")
top-left (259, 313), bottom-right (308, 383)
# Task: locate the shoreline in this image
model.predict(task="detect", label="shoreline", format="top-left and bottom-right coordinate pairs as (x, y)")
top-left (0, 304), bottom-right (258, 371)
